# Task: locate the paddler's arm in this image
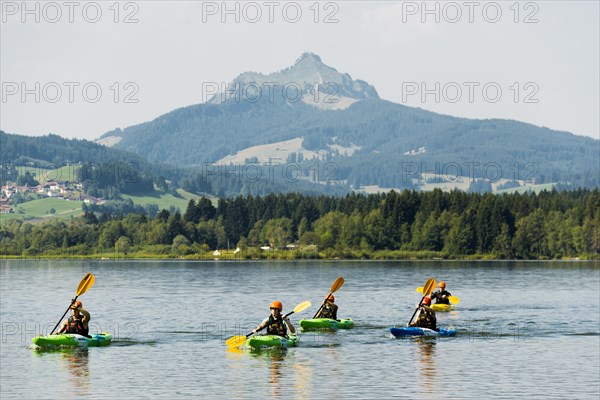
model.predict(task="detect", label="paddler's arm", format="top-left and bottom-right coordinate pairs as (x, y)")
top-left (56, 321), bottom-right (67, 334)
top-left (408, 307), bottom-right (426, 327)
top-left (283, 316), bottom-right (295, 334)
top-left (252, 318), bottom-right (268, 334)
top-left (79, 308), bottom-right (91, 328)
top-left (332, 303), bottom-right (338, 320)
top-left (421, 305), bottom-right (434, 313)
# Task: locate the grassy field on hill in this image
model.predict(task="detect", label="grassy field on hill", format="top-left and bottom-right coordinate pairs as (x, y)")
top-left (1, 189), bottom-right (215, 221)
top-left (495, 183), bottom-right (556, 194)
top-left (16, 165), bottom-right (80, 184)
top-left (119, 189), bottom-right (214, 211)
top-left (1, 197), bottom-right (84, 220)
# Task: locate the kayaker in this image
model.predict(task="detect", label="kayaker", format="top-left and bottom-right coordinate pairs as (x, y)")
top-left (430, 281), bottom-right (452, 305)
top-left (409, 297), bottom-right (437, 330)
top-left (57, 300), bottom-right (91, 337)
top-left (252, 301), bottom-right (296, 336)
top-left (314, 294), bottom-right (338, 320)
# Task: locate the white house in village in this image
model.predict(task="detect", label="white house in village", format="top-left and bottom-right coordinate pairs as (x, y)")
top-left (2, 179), bottom-right (100, 210)
top-left (0, 204), bottom-right (14, 214)
top-left (1, 185), bottom-right (30, 199)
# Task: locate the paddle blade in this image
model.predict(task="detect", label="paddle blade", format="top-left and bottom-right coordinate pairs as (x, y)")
top-left (423, 278), bottom-right (436, 296)
top-left (76, 273), bottom-right (95, 297)
top-left (226, 335), bottom-right (247, 348)
top-left (449, 296), bottom-right (460, 305)
top-left (293, 301), bottom-right (312, 314)
top-left (415, 287), bottom-right (424, 293)
top-left (330, 277), bottom-right (345, 293)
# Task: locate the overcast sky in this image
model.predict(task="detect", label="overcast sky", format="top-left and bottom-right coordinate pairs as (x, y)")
top-left (1, 1), bottom-right (598, 141)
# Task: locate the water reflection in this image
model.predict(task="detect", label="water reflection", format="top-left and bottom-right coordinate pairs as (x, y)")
top-left (33, 347), bottom-right (90, 396)
top-left (293, 354), bottom-right (312, 400)
top-left (226, 346), bottom-right (245, 356)
top-left (268, 350), bottom-right (286, 397)
top-left (245, 349), bottom-right (289, 397)
top-left (414, 339), bottom-right (437, 393)
top-left (230, 348), bottom-right (313, 399)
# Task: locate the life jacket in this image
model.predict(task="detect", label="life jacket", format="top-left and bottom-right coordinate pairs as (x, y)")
top-left (415, 307), bottom-right (437, 330)
top-left (65, 315), bottom-right (88, 336)
top-left (316, 302), bottom-right (338, 320)
top-left (432, 289), bottom-right (451, 305)
top-left (266, 315), bottom-right (287, 336)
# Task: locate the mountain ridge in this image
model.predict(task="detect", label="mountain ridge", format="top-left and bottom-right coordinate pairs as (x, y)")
top-left (97, 53), bottom-right (599, 189)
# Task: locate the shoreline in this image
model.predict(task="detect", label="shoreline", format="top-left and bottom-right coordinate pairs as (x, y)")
top-left (1, 253), bottom-right (596, 262)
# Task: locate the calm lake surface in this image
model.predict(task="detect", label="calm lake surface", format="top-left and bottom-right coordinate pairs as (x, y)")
top-left (1, 260), bottom-right (598, 399)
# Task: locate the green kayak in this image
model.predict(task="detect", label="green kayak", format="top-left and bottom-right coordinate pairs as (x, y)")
top-left (245, 334), bottom-right (299, 349)
top-left (32, 332), bottom-right (112, 348)
top-left (299, 318), bottom-right (355, 331)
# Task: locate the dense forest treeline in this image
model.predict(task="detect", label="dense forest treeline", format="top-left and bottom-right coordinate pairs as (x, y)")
top-left (1, 189), bottom-right (598, 260)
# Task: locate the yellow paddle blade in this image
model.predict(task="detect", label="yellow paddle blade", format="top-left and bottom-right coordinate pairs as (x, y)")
top-left (330, 277), bottom-right (345, 293)
top-left (293, 301), bottom-right (312, 314)
top-left (423, 278), bottom-right (436, 296)
top-left (415, 286), bottom-right (424, 293)
top-left (76, 273), bottom-right (95, 296)
top-left (449, 296), bottom-right (460, 305)
top-left (226, 335), bottom-right (247, 348)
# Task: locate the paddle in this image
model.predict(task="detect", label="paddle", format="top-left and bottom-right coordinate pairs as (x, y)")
top-left (50, 273), bottom-right (95, 335)
top-left (312, 276), bottom-right (344, 319)
top-left (416, 286), bottom-right (460, 304)
top-left (408, 278), bottom-right (435, 326)
top-left (226, 301), bottom-right (311, 348)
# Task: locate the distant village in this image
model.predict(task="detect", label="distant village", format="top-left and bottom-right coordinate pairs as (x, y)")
top-left (0, 180), bottom-right (105, 214)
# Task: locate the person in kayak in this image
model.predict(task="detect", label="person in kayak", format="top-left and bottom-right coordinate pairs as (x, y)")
top-left (252, 301), bottom-right (296, 336)
top-left (314, 294), bottom-right (338, 320)
top-left (430, 281), bottom-right (452, 305)
top-left (57, 300), bottom-right (91, 337)
top-left (409, 297), bottom-right (437, 330)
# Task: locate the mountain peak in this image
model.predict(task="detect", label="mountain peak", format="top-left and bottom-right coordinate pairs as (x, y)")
top-left (209, 52), bottom-right (379, 107)
top-left (295, 52), bottom-right (322, 64)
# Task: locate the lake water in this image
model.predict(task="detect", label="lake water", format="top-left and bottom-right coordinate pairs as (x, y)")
top-left (1, 260), bottom-right (598, 399)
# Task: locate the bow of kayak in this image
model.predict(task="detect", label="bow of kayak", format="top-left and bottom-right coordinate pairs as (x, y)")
top-left (431, 303), bottom-right (455, 312)
top-left (299, 318), bottom-right (354, 331)
top-left (389, 326), bottom-right (456, 337)
top-left (32, 332), bottom-right (112, 348)
top-left (245, 334), bottom-right (299, 349)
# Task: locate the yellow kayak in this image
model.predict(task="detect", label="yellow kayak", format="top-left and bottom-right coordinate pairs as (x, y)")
top-left (431, 303), bottom-right (454, 312)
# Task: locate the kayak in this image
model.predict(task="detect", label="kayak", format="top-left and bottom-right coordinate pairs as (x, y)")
top-left (431, 303), bottom-right (455, 312)
top-left (389, 326), bottom-right (456, 337)
top-left (245, 334), bottom-right (299, 349)
top-left (32, 332), bottom-right (112, 348)
top-left (299, 318), bottom-right (354, 331)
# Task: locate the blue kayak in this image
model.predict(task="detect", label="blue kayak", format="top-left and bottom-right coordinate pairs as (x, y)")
top-left (390, 326), bottom-right (456, 337)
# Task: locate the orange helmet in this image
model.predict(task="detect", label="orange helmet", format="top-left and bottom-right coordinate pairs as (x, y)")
top-left (325, 294), bottom-right (335, 302)
top-left (269, 301), bottom-right (283, 311)
top-left (439, 281), bottom-right (446, 288)
top-left (70, 300), bottom-right (82, 309)
top-left (422, 297), bottom-right (431, 306)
